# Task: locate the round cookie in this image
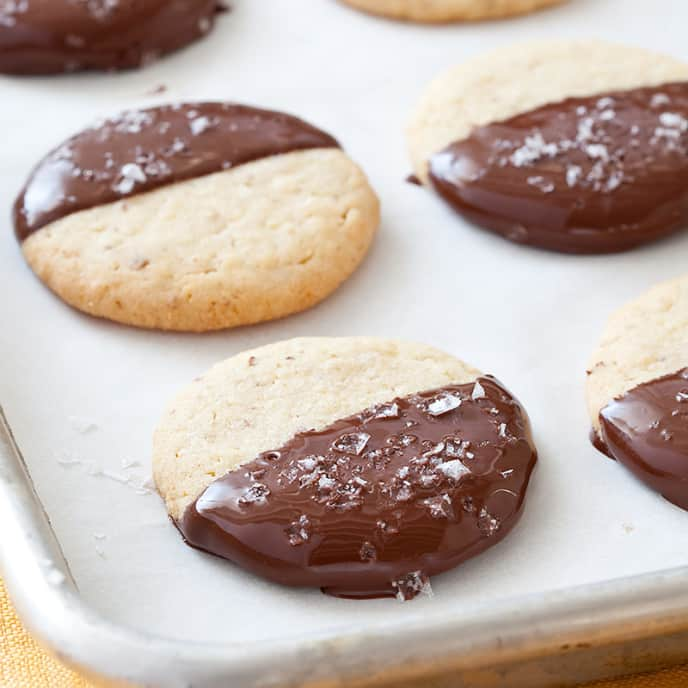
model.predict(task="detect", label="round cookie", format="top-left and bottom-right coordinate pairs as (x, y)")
top-left (408, 41), bottom-right (688, 253)
top-left (153, 337), bottom-right (538, 599)
top-left (15, 103), bottom-right (380, 332)
top-left (586, 275), bottom-right (688, 510)
top-left (341, 0), bottom-right (562, 23)
top-left (0, 0), bottom-right (223, 75)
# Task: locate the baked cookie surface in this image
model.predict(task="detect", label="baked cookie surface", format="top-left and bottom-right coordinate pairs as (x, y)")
top-left (153, 337), bottom-right (538, 599)
top-left (16, 103), bottom-right (380, 331)
top-left (0, 0), bottom-right (223, 75)
top-left (587, 275), bottom-right (688, 509)
top-left (341, 0), bottom-right (562, 23)
top-left (408, 41), bottom-right (688, 253)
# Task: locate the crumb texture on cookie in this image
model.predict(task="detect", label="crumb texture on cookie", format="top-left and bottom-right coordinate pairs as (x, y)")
top-left (0, 0), bottom-right (222, 75)
top-left (153, 337), bottom-right (481, 520)
top-left (586, 274), bottom-right (688, 432)
top-left (408, 41), bottom-right (688, 181)
top-left (343, 0), bottom-right (561, 23)
top-left (22, 148), bottom-right (379, 331)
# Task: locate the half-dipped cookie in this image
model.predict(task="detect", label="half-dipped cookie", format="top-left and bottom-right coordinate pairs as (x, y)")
top-left (341, 0), bottom-right (563, 23)
top-left (0, 0), bottom-right (224, 75)
top-left (587, 275), bottom-right (688, 510)
top-left (153, 337), bottom-right (538, 599)
top-left (408, 41), bottom-right (688, 253)
top-left (14, 103), bottom-right (379, 331)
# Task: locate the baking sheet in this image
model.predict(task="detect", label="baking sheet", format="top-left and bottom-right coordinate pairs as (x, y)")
top-left (1, 0), bottom-right (687, 649)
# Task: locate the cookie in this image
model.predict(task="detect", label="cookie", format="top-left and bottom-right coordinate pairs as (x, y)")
top-left (15, 103), bottom-right (380, 332)
top-left (341, 0), bottom-right (562, 23)
top-left (586, 275), bottom-right (688, 510)
top-left (0, 1), bottom-right (224, 75)
top-left (408, 41), bottom-right (688, 253)
top-left (153, 337), bottom-right (537, 599)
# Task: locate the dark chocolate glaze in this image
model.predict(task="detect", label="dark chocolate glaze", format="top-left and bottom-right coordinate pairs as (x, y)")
top-left (596, 368), bottom-right (688, 510)
top-left (13, 102), bottom-right (340, 241)
top-left (0, 0), bottom-right (224, 75)
top-left (429, 83), bottom-right (688, 254)
top-left (179, 377), bottom-right (537, 600)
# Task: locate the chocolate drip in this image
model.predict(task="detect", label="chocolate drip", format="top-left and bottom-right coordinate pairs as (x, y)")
top-left (0, 0), bottom-right (223, 75)
top-left (596, 368), bottom-right (688, 510)
top-left (13, 102), bottom-right (340, 241)
top-left (429, 83), bottom-right (688, 254)
top-left (178, 377), bottom-right (537, 600)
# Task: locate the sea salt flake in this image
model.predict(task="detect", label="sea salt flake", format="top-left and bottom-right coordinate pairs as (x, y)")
top-left (445, 439), bottom-right (471, 459)
top-left (360, 541), bottom-right (377, 562)
top-left (190, 116), bottom-right (214, 135)
top-left (238, 482), bottom-right (270, 506)
top-left (423, 493), bottom-right (454, 519)
top-left (422, 442), bottom-right (445, 458)
top-left (332, 432), bottom-right (370, 455)
top-left (373, 402), bottom-right (400, 419)
top-left (596, 97), bottom-right (615, 109)
top-left (651, 93), bottom-right (671, 108)
top-left (498, 423), bottom-right (508, 438)
top-left (392, 571), bottom-right (433, 602)
top-left (598, 109), bottom-right (616, 121)
top-left (426, 393), bottom-right (462, 416)
top-left (566, 165), bottom-right (582, 187)
top-left (471, 381), bottom-right (486, 400)
top-left (317, 475), bottom-right (337, 492)
top-left (286, 515), bottom-right (311, 546)
top-left (437, 460), bottom-right (470, 482)
top-left (297, 456), bottom-right (318, 471)
top-left (113, 109), bottom-right (153, 134)
top-left (509, 132), bottom-right (558, 167)
top-left (659, 112), bottom-right (688, 130)
top-left (478, 508), bottom-right (501, 536)
top-left (527, 176), bottom-right (555, 193)
top-left (395, 482), bottom-right (413, 502)
top-left (114, 163), bottom-right (146, 194)
top-left (676, 391), bottom-right (688, 403)
top-left (660, 429), bottom-right (673, 441)
top-left (585, 144), bottom-right (609, 161)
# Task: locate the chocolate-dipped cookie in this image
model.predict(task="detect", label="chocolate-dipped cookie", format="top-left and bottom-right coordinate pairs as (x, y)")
top-left (153, 337), bottom-right (538, 600)
top-left (14, 103), bottom-right (380, 331)
top-left (587, 275), bottom-right (688, 510)
top-left (0, 0), bottom-right (225, 75)
top-left (408, 41), bottom-right (688, 254)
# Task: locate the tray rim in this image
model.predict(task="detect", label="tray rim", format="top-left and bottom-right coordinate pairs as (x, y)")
top-left (3, 406), bottom-right (688, 687)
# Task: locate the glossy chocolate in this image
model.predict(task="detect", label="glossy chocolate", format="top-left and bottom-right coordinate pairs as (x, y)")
top-left (14, 103), bottom-right (340, 241)
top-left (179, 377), bottom-right (537, 600)
top-left (596, 369), bottom-right (688, 510)
top-left (429, 83), bottom-right (688, 254)
top-left (0, 0), bottom-right (224, 75)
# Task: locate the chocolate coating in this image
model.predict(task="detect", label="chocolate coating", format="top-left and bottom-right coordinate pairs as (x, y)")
top-left (596, 369), bottom-right (688, 510)
top-left (0, 1), bottom-right (223, 75)
top-left (179, 377), bottom-right (537, 600)
top-left (14, 102), bottom-right (340, 241)
top-left (429, 83), bottom-right (688, 254)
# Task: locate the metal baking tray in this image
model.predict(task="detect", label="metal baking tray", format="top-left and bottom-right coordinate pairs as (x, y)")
top-left (2, 1), bottom-right (688, 686)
